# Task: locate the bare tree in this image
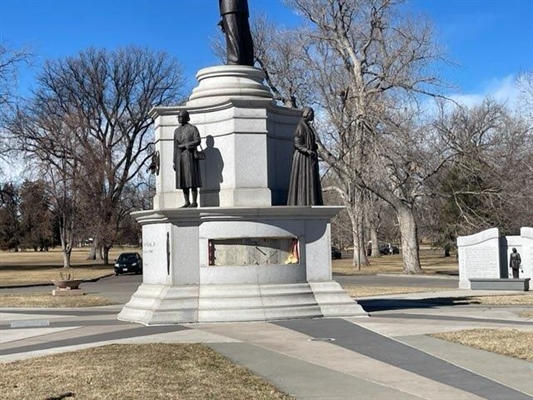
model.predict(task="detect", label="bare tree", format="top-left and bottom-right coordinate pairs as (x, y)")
top-left (516, 70), bottom-right (533, 125)
top-left (431, 98), bottom-right (533, 238)
top-left (19, 180), bottom-right (55, 251)
top-left (9, 108), bottom-right (82, 267)
top-left (43, 136), bottom-right (80, 268)
top-left (0, 43), bottom-right (32, 190)
top-left (282, 0), bottom-right (449, 273)
top-left (364, 191), bottom-right (395, 258)
top-left (252, 14), bottom-right (316, 107)
top-left (8, 46), bottom-right (185, 264)
top-left (0, 182), bottom-right (20, 251)
top-left (0, 42), bottom-right (32, 112)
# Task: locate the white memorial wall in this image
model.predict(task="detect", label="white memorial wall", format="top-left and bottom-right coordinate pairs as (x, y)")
top-left (457, 227), bottom-right (532, 289)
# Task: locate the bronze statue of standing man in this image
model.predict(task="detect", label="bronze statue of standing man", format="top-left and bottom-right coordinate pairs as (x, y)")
top-left (219, 0), bottom-right (254, 66)
top-left (174, 110), bottom-right (202, 208)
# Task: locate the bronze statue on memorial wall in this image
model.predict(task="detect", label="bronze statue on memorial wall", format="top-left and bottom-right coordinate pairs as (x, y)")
top-left (287, 107), bottom-right (324, 206)
top-left (218, 0), bottom-right (254, 66)
top-left (509, 247), bottom-right (522, 278)
top-left (173, 110), bottom-right (202, 208)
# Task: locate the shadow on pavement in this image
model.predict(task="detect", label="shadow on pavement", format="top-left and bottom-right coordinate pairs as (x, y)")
top-left (435, 270), bottom-right (459, 276)
top-left (359, 297), bottom-right (481, 312)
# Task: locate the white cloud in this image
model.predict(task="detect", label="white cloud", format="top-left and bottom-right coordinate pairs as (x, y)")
top-left (449, 74), bottom-right (519, 109)
top-left (0, 156), bottom-right (27, 183)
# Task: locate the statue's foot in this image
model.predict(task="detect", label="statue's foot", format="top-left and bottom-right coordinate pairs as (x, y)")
top-left (190, 202), bottom-right (198, 208)
top-left (180, 202), bottom-right (191, 208)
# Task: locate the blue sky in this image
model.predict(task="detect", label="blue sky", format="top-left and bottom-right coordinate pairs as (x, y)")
top-left (1, 0), bottom-right (532, 104)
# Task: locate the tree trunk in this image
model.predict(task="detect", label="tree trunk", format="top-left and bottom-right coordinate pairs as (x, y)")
top-left (356, 232), bottom-right (368, 266)
top-left (396, 205), bottom-right (423, 274)
top-left (86, 236), bottom-right (101, 260)
top-left (59, 221), bottom-right (73, 268)
top-left (363, 192), bottom-right (381, 258)
top-left (347, 202), bottom-right (369, 269)
top-left (102, 245), bottom-right (111, 265)
top-left (356, 193), bottom-right (369, 267)
top-left (61, 248), bottom-right (72, 268)
top-left (370, 226), bottom-right (380, 258)
top-left (348, 213), bottom-right (361, 270)
top-left (86, 246), bottom-right (97, 260)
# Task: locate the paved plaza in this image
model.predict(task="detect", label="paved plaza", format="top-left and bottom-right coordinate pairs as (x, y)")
top-left (1, 275), bottom-right (532, 399)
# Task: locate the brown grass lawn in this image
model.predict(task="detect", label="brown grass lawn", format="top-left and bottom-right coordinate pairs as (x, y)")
top-left (0, 292), bottom-right (118, 308)
top-left (431, 329), bottom-right (533, 361)
top-left (0, 344), bottom-right (294, 400)
top-left (332, 246), bottom-right (458, 276)
top-left (1, 246), bottom-right (458, 286)
top-left (0, 247), bottom-right (126, 285)
top-left (343, 285), bottom-right (449, 297)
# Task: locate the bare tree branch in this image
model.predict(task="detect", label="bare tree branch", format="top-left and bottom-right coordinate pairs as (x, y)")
top-left (7, 46), bottom-right (185, 263)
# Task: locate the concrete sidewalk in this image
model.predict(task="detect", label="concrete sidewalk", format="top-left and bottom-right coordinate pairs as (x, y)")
top-left (1, 281), bottom-right (532, 399)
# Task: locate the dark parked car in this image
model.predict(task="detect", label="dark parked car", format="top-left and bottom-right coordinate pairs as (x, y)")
top-left (379, 243), bottom-right (399, 255)
top-left (331, 246), bottom-right (342, 259)
top-left (114, 252), bottom-right (143, 275)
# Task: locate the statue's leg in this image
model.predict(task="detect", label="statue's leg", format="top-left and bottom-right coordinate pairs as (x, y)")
top-left (224, 14), bottom-right (240, 64)
top-left (239, 17), bottom-right (254, 66)
top-left (191, 188), bottom-right (198, 208)
top-left (181, 188), bottom-right (191, 208)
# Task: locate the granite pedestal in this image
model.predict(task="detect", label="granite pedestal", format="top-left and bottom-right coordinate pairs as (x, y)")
top-left (118, 66), bottom-right (367, 325)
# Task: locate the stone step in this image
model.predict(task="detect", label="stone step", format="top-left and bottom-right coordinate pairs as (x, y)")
top-left (469, 278), bottom-right (530, 291)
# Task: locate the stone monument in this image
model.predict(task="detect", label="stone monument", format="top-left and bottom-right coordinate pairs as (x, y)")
top-left (457, 227), bottom-right (532, 291)
top-left (118, 1), bottom-right (366, 324)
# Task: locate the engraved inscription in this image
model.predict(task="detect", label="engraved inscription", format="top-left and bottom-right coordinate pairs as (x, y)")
top-left (208, 237), bottom-right (298, 266)
top-left (462, 246), bottom-right (499, 278)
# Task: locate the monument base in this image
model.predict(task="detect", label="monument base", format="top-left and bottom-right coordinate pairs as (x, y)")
top-left (118, 281), bottom-right (365, 325)
top-left (117, 207), bottom-right (367, 325)
top-left (469, 278), bottom-right (530, 291)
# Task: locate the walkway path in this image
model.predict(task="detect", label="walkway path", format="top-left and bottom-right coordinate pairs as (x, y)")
top-left (1, 275), bottom-right (532, 399)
